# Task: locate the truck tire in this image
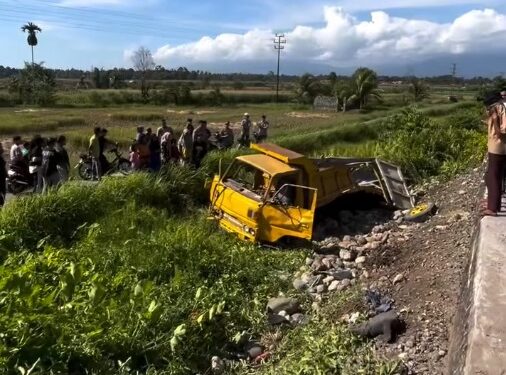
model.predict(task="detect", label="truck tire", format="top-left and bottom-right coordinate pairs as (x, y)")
top-left (404, 202), bottom-right (436, 222)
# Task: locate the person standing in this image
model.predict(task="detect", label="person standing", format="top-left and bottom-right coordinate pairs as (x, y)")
top-left (192, 120), bottom-right (211, 168)
top-left (55, 135), bottom-right (70, 184)
top-left (0, 142), bottom-right (6, 207)
top-left (149, 129), bottom-right (162, 171)
top-left (89, 126), bottom-right (102, 179)
top-left (41, 138), bottom-right (59, 193)
top-left (135, 126), bottom-right (145, 144)
top-left (178, 122), bottom-right (194, 165)
top-left (29, 135), bottom-right (44, 192)
top-left (254, 115), bottom-right (270, 143)
top-left (238, 113), bottom-right (251, 148)
top-left (217, 121), bottom-right (234, 149)
top-left (483, 92), bottom-right (506, 216)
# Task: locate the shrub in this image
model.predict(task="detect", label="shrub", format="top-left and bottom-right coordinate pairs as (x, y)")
top-left (376, 107), bottom-right (486, 181)
top-left (11, 62), bottom-right (57, 106)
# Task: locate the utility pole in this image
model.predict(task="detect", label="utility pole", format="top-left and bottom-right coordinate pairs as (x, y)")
top-left (273, 33), bottom-right (286, 103)
top-left (450, 63), bottom-right (457, 97)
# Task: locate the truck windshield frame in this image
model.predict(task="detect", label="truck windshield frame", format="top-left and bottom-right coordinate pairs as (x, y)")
top-left (222, 160), bottom-right (270, 202)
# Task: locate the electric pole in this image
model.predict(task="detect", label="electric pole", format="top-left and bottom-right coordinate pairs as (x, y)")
top-left (273, 33), bottom-right (286, 103)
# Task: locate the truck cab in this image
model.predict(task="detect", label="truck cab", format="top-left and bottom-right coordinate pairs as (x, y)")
top-left (209, 143), bottom-right (413, 244)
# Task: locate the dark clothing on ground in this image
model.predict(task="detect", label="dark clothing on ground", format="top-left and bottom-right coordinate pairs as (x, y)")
top-left (486, 152), bottom-right (506, 212)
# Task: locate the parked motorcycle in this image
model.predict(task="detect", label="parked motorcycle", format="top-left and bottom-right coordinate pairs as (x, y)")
top-left (75, 148), bottom-right (131, 180)
top-left (6, 164), bottom-right (36, 194)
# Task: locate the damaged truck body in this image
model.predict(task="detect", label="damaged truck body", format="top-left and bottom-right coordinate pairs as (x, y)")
top-left (209, 143), bottom-right (414, 243)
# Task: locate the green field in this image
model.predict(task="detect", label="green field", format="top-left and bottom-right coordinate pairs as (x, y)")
top-left (0, 87), bottom-right (488, 374)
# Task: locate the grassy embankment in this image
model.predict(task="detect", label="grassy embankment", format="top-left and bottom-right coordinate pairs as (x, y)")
top-left (0, 100), bottom-right (487, 374)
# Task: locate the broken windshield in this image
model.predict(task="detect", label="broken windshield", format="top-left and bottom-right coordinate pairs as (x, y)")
top-left (223, 160), bottom-right (270, 200)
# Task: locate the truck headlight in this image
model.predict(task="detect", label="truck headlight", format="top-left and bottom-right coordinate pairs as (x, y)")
top-left (242, 226), bottom-right (256, 236)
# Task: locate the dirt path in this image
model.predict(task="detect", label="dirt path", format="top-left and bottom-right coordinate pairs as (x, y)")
top-left (367, 168), bottom-right (483, 374)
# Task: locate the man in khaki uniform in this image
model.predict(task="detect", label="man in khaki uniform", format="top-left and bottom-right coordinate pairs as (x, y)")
top-left (483, 91), bottom-right (506, 215)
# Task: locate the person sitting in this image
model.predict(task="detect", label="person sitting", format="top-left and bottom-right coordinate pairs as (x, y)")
top-left (10, 136), bottom-right (25, 166)
top-left (9, 135), bottom-right (29, 180)
top-left (217, 121), bottom-right (234, 149)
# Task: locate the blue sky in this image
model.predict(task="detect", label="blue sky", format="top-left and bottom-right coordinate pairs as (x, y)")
top-left (1, 0), bottom-right (506, 75)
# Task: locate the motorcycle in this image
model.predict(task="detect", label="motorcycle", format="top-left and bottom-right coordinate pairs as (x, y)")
top-left (75, 148), bottom-right (131, 180)
top-left (6, 164), bottom-right (36, 194)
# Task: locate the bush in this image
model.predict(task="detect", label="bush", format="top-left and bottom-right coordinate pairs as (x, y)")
top-left (376, 107), bottom-right (486, 181)
top-left (10, 63), bottom-right (57, 106)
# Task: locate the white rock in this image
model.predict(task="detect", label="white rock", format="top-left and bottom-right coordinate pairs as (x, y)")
top-left (398, 352), bottom-right (409, 360)
top-left (323, 275), bottom-right (335, 285)
top-left (393, 273), bottom-right (405, 284)
top-left (355, 256), bottom-right (367, 264)
top-left (316, 284), bottom-right (326, 294)
top-left (328, 280), bottom-right (341, 291)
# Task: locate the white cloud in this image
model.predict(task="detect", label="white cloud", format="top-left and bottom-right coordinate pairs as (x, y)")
top-left (151, 7), bottom-right (506, 69)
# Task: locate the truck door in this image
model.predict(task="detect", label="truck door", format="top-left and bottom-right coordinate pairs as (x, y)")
top-left (259, 184), bottom-right (318, 243)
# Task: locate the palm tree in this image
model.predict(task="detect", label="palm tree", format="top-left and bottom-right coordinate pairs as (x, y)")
top-left (349, 67), bottom-right (382, 109)
top-left (334, 80), bottom-right (353, 112)
top-left (295, 73), bottom-right (322, 103)
top-left (409, 79), bottom-right (430, 102)
top-left (21, 22), bottom-right (42, 65)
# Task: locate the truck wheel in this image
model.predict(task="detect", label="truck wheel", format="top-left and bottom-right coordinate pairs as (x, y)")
top-left (404, 202), bottom-right (436, 222)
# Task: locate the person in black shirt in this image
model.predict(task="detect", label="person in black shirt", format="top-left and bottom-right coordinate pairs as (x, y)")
top-left (0, 142), bottom-right (6, 207)
top-left (29, 135), bottom-right (45, 192)
top-left (55, 135), bottom-right (70, 183)
top-left (41, 138), bottom-right (59, 193)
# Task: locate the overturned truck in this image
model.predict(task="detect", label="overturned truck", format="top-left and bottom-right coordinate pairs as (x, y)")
top-left (209, 143), bottom-right (414, 243)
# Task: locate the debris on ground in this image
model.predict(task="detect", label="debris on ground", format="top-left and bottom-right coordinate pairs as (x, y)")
top-left (350, 310), bottom-right (405, 343)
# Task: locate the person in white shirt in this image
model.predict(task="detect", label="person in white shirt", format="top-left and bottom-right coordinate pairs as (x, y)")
top-left (10, 136), bottom-right (25, 164)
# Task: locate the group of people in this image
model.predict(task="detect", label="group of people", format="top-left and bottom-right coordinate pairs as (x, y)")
top-left (128, 113), bottom-right (270, 170)
top-left (0, 134), bottom-right (70, 206)
top-left (0, 112), bottom-right (270, 206)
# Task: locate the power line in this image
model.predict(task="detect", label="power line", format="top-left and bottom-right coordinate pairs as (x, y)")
top-left (273, 33), bottom-right (286, 103)
top-left (0, 4), bottom-right (201, 37)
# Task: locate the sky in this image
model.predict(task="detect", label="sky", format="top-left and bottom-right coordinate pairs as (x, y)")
top-left (1, 0), bottom-right (506, 76)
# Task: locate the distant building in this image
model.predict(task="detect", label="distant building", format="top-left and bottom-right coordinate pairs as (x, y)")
top-left (313, 95), bottom-right (338, 112)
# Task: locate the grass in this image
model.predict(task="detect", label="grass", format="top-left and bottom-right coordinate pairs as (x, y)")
top-left (0, 97), bottom-right (487, 374)
top-left (3, 169), bottom-right (394, 374)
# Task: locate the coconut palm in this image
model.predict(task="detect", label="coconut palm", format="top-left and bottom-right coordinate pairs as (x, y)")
top-left (349, 67), bottom-right (382, 110)
top-left (409, 79), bottom-right (430, 102)
top-left (21, 22), bottom-right (42, 64)
top-left (295, 73), bottom-right (323, 104)
top-left (334, 80), bottom-right (353, 112)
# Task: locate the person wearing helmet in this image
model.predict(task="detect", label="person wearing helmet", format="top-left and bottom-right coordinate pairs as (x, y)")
top-left (238, 113), bottom-right (251, 148)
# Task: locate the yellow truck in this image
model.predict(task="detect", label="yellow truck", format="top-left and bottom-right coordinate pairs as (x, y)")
top-left (209, 143), bottom-right (414, 243)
